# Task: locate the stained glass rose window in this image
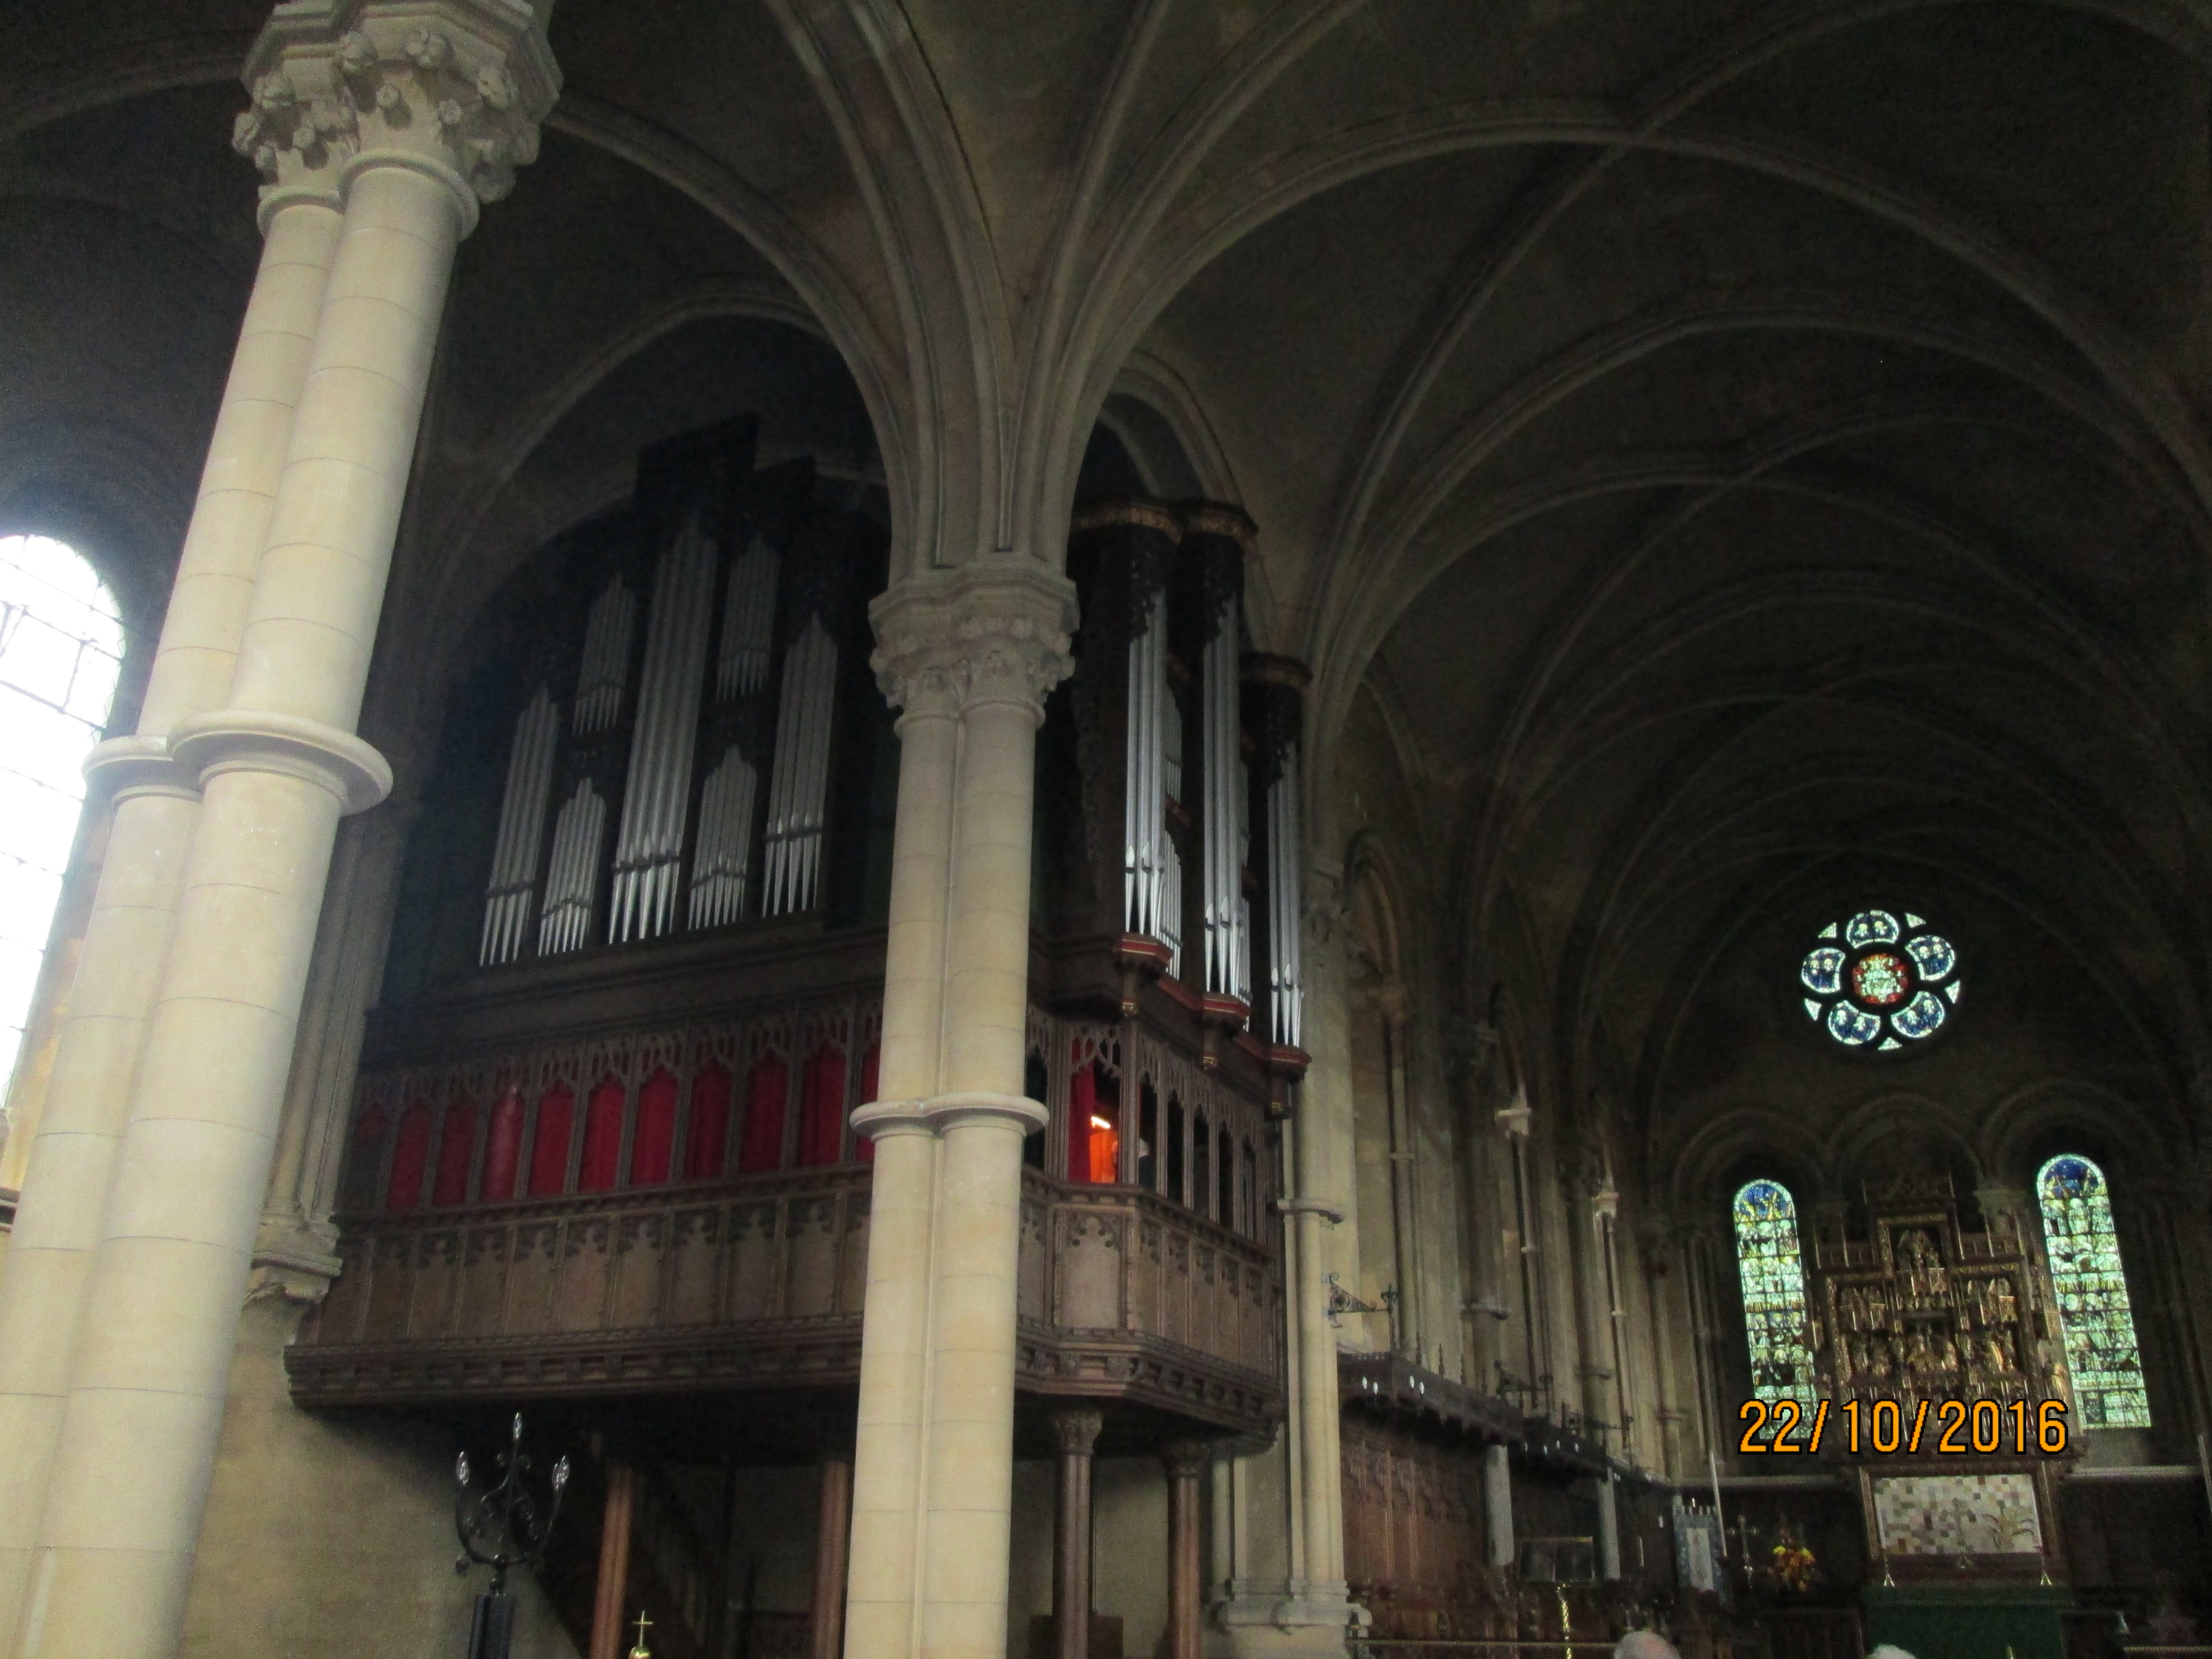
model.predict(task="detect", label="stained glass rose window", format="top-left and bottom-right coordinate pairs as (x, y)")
top-left (1801, 909), bottom-right (1959, 1050)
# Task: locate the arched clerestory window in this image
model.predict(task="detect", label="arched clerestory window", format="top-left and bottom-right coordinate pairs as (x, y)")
top-left (1732, 1178), bottom-right (1818, 1414)
top-left (0, 534), bottom-right (125, 1090)
top-left (2036, 1154), bottom-right (2150, 1429)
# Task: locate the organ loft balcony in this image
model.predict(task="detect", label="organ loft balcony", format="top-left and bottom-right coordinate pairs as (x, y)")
top-left (288, 920), bottom-right (1286, 1450)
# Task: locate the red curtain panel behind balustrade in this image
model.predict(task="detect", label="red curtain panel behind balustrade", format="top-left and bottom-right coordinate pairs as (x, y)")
top-left (481, 1087), bottom-right (525, 1202)
top-left (432, 1096), bottom-right (478, 1206)
top-left (385, 1099), bottom-right (433, 1211)
top-left (684, 1062), bottom-right (733, 1179)
top-left (578, 1074), bottom-right (625, 1191)
top-left (738, 1053), bottom-right (790, 1173)
top-left (631, 1068), bottom-right (679, 1185)
top-left (529, 1084), bottom-right (576, 1195)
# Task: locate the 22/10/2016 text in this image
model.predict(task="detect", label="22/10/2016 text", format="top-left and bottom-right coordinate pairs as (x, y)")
top-left (1738, 1397), bottom-right (2068, 1455)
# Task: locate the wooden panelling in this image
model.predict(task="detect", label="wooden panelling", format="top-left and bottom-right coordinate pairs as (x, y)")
top-left (292, 1167), bottom-right (1282, 1437)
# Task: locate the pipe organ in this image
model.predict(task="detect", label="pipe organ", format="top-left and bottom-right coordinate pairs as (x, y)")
top-left (1245, 657), bottom-right (1306, 1052)
top-left (1187, 506), bottom-right (1252, 1012)
top-left (398, 415), bottom-right (885, 990)
top-left (1058, 500), bottom-right (1306, 1079)
top-left (481, 685), bottom-right (558, 966)
top-left (317, 430), bottom-right (1305, 1659)
top-left (608, 511), bottom-right (719, 943)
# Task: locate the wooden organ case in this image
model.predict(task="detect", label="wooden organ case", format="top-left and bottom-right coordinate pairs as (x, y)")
top-left (287, 441), bottom-right (1299, 1655)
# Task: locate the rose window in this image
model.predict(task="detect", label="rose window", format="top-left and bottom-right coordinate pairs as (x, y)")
top-left (1800, 909), bottom-right (1960, 1049)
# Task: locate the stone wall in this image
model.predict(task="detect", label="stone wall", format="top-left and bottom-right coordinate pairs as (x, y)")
top-left (179, 1295), bottom-right (576, 1659)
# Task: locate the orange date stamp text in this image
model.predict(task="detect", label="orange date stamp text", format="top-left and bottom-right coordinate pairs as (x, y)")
top-left (1737, 1397), bottom-right (2068, 1455)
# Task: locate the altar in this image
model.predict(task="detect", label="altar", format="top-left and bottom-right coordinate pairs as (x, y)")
top-left (1803, 1178), bottom-right (2078, 1659)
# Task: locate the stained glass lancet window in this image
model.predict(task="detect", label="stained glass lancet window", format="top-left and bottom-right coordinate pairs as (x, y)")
top-left (1732, 1179), bottom-right (1818, 1413)
top-left (0, 535), bottom-right (124, 1091)
top-left (2036, 1154), bottom-right (2150, 1429)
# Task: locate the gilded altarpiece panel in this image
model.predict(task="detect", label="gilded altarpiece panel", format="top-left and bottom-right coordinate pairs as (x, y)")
top-left (1804, 1180), bottom-right (2076, 1586)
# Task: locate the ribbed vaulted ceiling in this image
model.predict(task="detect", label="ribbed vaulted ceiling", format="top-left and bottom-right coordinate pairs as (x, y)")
top-left (5, 0), bottom-right (2208, 1184)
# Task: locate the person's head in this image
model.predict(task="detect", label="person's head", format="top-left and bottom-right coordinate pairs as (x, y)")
top-left (1869, 1645), bottom-right (1918, 1659)
top-left (1617, 1630), bottom-right (1680, 1659)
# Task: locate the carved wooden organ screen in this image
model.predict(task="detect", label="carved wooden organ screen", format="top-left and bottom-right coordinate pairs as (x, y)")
top-left (1061, 501), bottom-right (1306, 1054)
top-left (345, 997), bottom-right (1273, 1246)
top-left (347, 993), bottom-right (885, 1213)
top-left (389, 418), bottom-right (890, 991)
top-left (1029, 1006), bottom-right (1275, 1242)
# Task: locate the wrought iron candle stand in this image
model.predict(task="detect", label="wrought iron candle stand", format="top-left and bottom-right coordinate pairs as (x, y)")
top-left (455, 1414), bottom-right (571, 1659)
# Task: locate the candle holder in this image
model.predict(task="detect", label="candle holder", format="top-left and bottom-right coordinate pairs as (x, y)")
top-left (455, 1414), bottom-right (571, 1659)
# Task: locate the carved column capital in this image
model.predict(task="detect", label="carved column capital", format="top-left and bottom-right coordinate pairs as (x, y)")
top-left (238, 0), bottom-right (560, 233)
top-left (1050, 1407), bottom-right (1104, 1459)
top-left (1160, 1438), bottom-right (1213, 1481)
top-left (869, 563), bottom-right (1077, 724)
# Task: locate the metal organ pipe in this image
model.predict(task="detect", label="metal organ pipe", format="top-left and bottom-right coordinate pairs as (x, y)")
top-left (1201, 606), bottom-right (1247, 1003)
top-left (1236, 751), bottom-right (1253, 1000)
top-left (762, 614), bottom-right (839, 916)
top-left (538, 778), bottom-right (607, 955)
top-left (575, 575), bottom-right (637, 734)
top-left (687, 747), bottom-right (758, 928)
top-left (1124, 605), bottom-right (1169, 945)
top-left (609, 514), bottom-right (719, 943)
top-left (1160, 676), bottom-right (1185, 976)
top-left (717, 535), bottom-right (778, 699)
top-left (1267, 743), bottom-right (1303, 1048)
top-left (479, 685), bottom-right (560, 966)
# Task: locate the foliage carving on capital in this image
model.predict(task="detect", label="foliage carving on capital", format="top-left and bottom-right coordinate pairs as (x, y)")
top-left (869, 565), bottom-right (1076, 722)
top-left (237, 0), bottom-right (559, 214)
top-left (954, 611), bottom-right (1074, 715)
top-left (872, 650), bottom-right (963, 721)
top-left (231, 54), bottom-right (353, 195)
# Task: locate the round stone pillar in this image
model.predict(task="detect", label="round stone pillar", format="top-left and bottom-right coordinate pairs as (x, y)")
top-left (844, 621), bottom-right (962, 1659)
top-left (0, 138), bottom-right (344, 1659)
top-left (12, 10), bottom-right (555, 1657)
top-left (845, 566), bottom-right (1072, 1659)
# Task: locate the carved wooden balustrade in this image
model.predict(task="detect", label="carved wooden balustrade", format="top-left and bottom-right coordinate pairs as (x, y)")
top-left (289, 981), bottom-right (1283, 1440)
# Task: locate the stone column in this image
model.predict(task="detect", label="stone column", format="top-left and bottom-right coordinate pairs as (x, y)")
top-left (1636, 1218), bottom-right (1686, 1479)
top-left (1163, 1441), bottom-right (1210, 1659)
top-left (1379, 986), bottom-right (1419, 1359)
top-left (253, 795), bottom-right (414, 1293)
top-left (1596, 1470), bottom-right (1620, 1581)
top-left (811, 1448), bottom-right (855, 1659)
top-left (1282, 1190), bottom-right (1347, 1600)
top-left (0, 86), bottom-right (348, 1654)
top-left (1051, 1409), bottom-right (1103, 1659)
top-left (1680, 1220), bottom-right (1730, 1467)
top-left (920, 576), bottom-right (1066, 1659)
top-left (845, 567), bottom-right (1073, 1659)
top-left (1481, 1444), bottom-right (1512, 1569)
top-left (841, 1099), bottom-right (941, 1659)
top-left (13, 12), bottom-right (554, 1658)
top-left (843, 644), bottom-right (957, 1659)
top-left (1225, 856), bottom-right (1356, 1657)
